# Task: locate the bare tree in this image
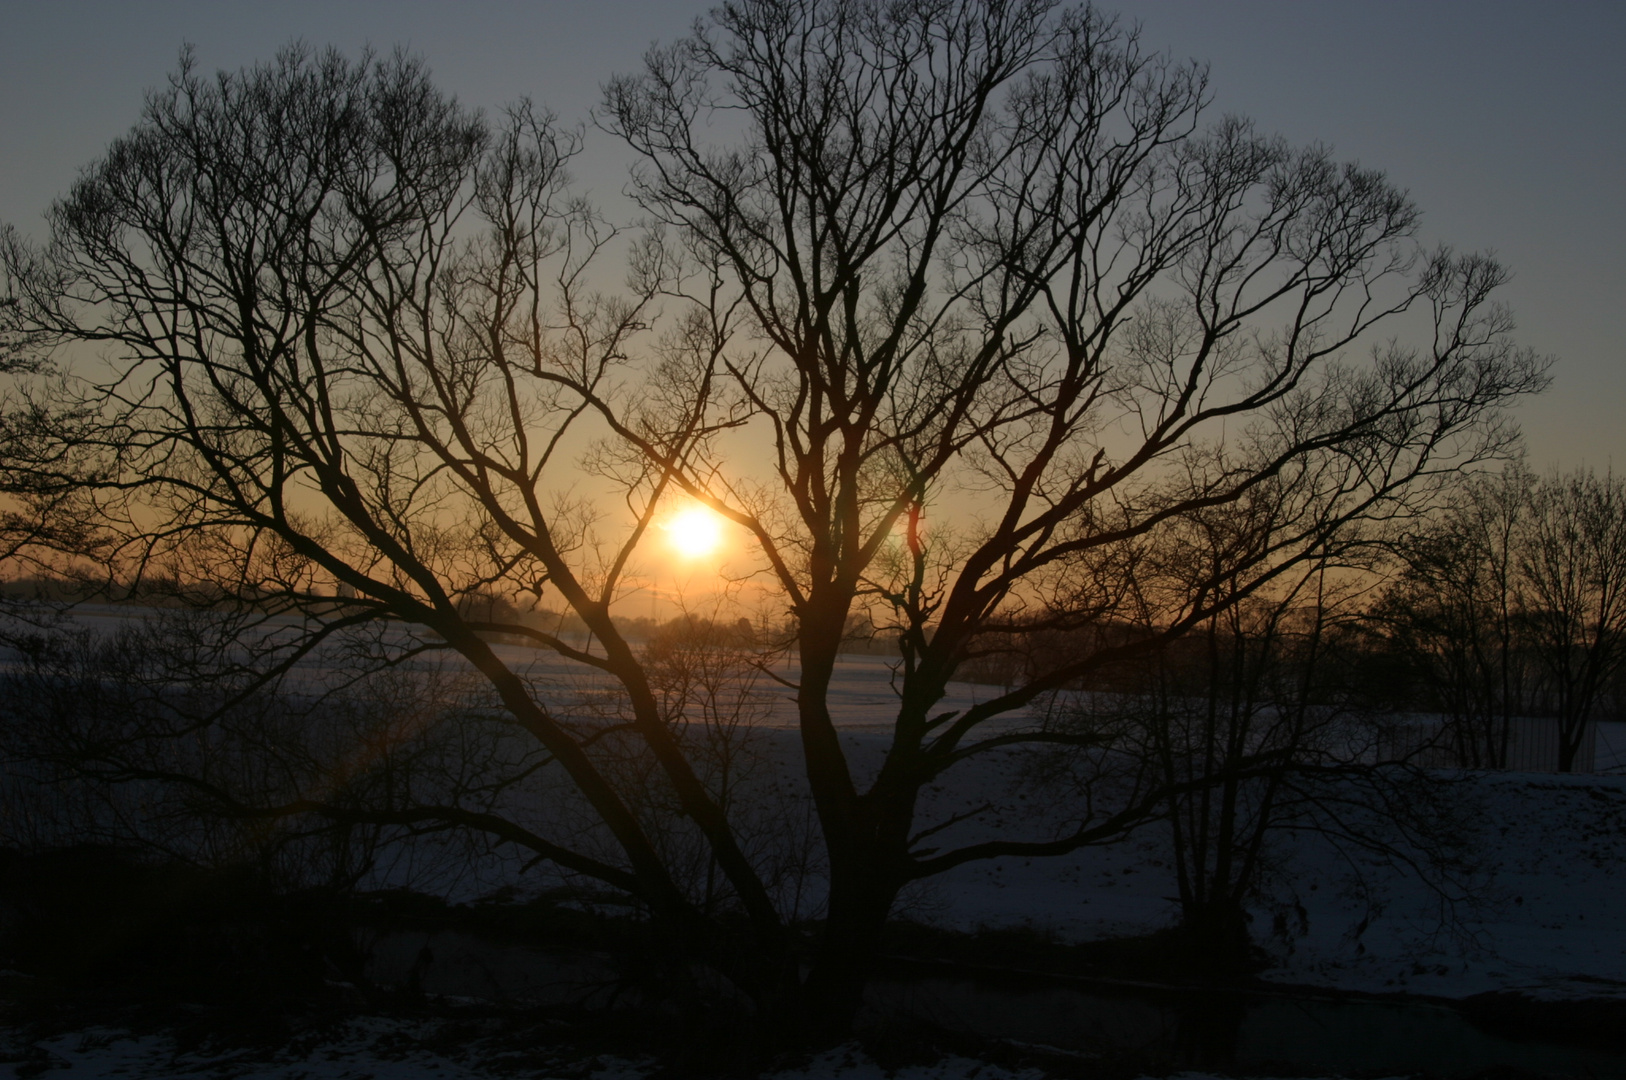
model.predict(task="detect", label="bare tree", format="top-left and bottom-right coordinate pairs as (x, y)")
top-left (1, 224), bottom-right (90, 572)
top-left (1, 42), bottom-right (826, 1028)
top-left (3, 1), bottom-right (1546, 1037)
top-left (1521, 469), bottom-right (1626, 770)
top-left (1378, 466), bottom-right (1536, 768)
top-left (1380, 466), bottom-right (1626, 772)
top-left (599, 0), bottom-right (1545, 1022)
top-left (1139, 517), bottom-right (1359, 972)
top-left (979, 486), bottom-right (1492, 975)
top-left (0, 229), bottom-right (47, 378)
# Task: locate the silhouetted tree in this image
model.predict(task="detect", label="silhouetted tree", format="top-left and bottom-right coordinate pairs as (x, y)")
top-left (1521, 469), bottom-right (1626, 770)
top-left (1380, 467), bottom-right (1625, 772)
top-left (1377, 467), bottom-right (1536, 768)
top-left (1144, 525), bottom-right (1355, 972)
top-left (1028, 486), bottom-right (1479, 975)
top-left (599, 0), bottom-right (1543, 1023)
top-left (3, 2), bottom-right (1546, 1037)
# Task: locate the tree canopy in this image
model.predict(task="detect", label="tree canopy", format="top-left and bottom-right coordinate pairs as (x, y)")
top-left (1, 2), bottom-right (1548, 1036)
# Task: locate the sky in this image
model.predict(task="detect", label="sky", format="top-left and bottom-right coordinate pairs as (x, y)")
top-left (2, 0), bottom-right (1623, 472)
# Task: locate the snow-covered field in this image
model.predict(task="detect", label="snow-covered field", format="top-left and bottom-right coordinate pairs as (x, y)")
top-left (0, 1024), bottom-right (1075, 1080)
top-left (701, 652), bottom-right (1626, 1008)
top-left (5, 611), bottom-right (1626, 1076)
top-left (0, 1018), bottom-right (1090, 1080)
top-left (910, 738), bottom-right (1626, 1004)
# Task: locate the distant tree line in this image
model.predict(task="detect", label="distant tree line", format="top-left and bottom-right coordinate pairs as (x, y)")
top-left (962, 465), bottom-right (1626, 772)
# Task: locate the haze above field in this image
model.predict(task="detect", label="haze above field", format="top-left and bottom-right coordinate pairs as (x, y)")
top-left (3, 0), bottom-right (1622, 469)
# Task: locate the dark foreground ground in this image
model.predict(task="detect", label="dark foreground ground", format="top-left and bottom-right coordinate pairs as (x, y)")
top-left (4, 871), bottom-right (1625, 1080)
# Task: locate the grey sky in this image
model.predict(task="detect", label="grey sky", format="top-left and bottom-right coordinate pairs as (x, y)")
top-left (3, 1), bottom-right (1621, 469)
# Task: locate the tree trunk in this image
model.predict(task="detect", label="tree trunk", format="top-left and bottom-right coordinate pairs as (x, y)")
top-left (803, 861), bottom-right (899, 1036)
top-left (1177, 895), bottom-right (1255, 976)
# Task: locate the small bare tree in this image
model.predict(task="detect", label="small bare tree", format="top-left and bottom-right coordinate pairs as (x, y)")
top-left (1377, 467), bottom-right (1536, 768)
top-left (1521, 469), bottom-right (1626, 770)
top-left (1004, 458), bottom-right (1482, 972)
top-left (1136, 513), bottom-right (1360, 972)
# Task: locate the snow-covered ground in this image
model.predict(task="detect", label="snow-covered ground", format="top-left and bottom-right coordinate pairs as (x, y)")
top-left (7, 613), bottom-right (1624, 1001)
top-left (0, 1020), bottom-right (1274, 1080)
top-left (6, 611), bottom-right (1626, 1076)
top-left (871, 663), bottom-right (1624, 1008)
top-left (706, 654), bottom-right (1626, 1007)
top-left (901, 738), bottom-right (1626, 1004)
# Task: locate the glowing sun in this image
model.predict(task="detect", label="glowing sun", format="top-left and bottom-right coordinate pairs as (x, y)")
top-left (664, 504), bottom-right (724, 559)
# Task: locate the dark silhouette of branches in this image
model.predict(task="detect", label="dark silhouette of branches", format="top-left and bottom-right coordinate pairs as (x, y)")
top-left (598, 0), bottom-right (1545, 1025)
top-left (1, 3), bottom-right (1548, 1037)
top-left (1380, 466), bottom-right (1626, 771)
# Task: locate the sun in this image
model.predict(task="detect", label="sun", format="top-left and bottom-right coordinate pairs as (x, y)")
top-left (664, 504), bottom-right (724, 559)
